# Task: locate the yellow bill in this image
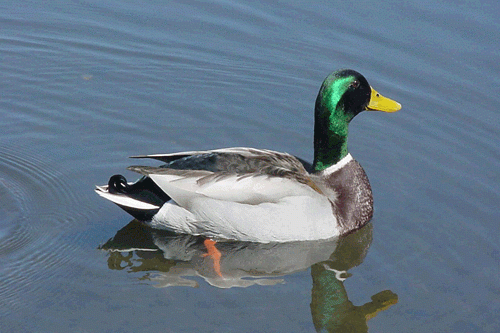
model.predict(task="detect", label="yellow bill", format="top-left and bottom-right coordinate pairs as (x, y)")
top-left (366, 87), bottom-right (401, 112)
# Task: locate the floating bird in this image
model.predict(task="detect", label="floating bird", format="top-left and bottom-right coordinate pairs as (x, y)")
top-left (96, 69), bottom-right (401, 242)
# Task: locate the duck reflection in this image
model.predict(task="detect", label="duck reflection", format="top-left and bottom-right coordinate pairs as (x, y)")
top-left (101, 221), bottom-right (397, 330)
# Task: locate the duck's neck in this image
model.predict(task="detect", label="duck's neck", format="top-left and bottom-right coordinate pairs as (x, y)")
top-left (312, 103), bottom-right (351, 172)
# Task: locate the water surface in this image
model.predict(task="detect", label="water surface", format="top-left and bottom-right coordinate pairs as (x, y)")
top-left (1, 0), bottom-right (499, 332)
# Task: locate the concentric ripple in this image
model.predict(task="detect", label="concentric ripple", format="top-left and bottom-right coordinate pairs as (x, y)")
top-left (0, 145), bottom-right (90, 313)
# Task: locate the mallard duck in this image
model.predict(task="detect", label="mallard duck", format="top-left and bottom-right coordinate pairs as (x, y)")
top-left (96, 69), bottom-right (401, 242)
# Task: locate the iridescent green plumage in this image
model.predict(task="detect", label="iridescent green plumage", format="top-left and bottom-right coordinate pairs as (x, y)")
top-left (314, 70), bottom-right (372, 171)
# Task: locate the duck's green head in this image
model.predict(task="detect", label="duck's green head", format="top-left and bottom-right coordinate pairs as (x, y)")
top-left (313, 69), bottom-right (401, 171)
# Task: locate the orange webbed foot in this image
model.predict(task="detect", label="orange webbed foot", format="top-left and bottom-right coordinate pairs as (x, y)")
top-left (202, 239), bottom-right (223, 278)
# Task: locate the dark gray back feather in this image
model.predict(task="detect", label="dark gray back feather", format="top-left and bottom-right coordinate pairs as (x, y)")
top-left (128, 148), bottom-right (316, 187)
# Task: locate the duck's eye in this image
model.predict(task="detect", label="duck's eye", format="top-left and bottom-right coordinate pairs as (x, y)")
top-left (350, 80), bottom-right (360, 89)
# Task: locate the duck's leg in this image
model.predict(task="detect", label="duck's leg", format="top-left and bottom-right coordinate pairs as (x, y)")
top-left (202, 239), bottom-right (223, 278)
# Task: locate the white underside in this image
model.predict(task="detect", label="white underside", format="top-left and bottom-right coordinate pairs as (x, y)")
top-left (95, 185), bottom-right (160, 210)
top-left (144, 172), bottom-right (342, 242)
top-left (148, 196), bottom-right (339, 243)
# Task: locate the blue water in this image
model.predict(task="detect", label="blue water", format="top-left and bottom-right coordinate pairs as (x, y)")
top-left (1, 0), bottom-right (499, 332)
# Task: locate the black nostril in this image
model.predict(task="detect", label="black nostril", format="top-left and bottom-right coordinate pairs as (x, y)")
top-left (108, 174), bottom-right (128, 194)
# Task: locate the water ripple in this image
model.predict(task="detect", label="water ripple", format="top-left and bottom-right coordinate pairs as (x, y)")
top-left (0, 145), bottom-right (89, 313)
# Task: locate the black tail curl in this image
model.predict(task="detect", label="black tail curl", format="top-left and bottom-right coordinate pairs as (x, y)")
top-left (108, 174), bottom-right (129, 194)
top-left (105, 174), bottom-right (171, 221)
